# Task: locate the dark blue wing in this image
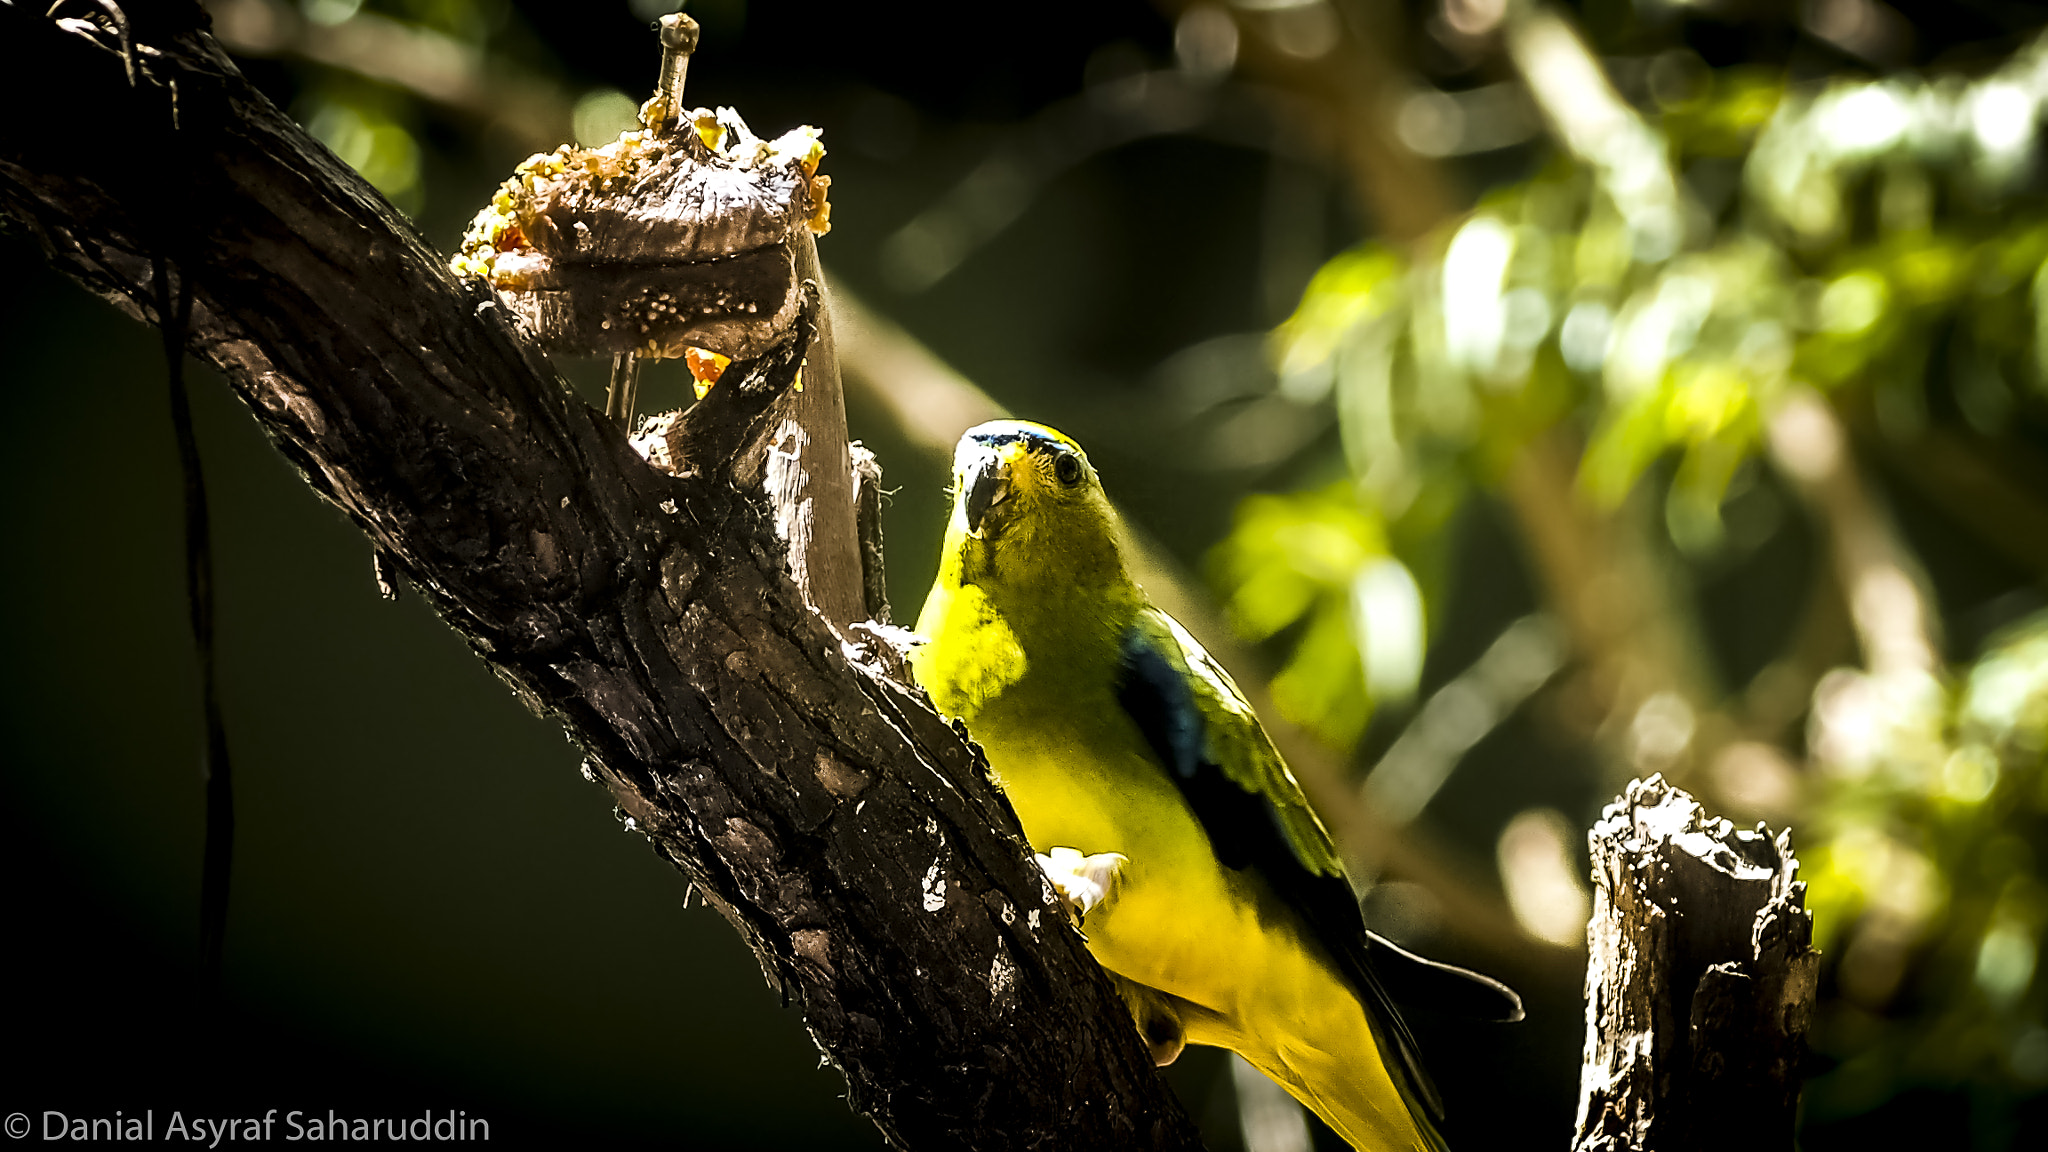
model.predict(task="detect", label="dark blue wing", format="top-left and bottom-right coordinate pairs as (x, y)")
top-left (1113, 611), bottom-right (1523, 1120)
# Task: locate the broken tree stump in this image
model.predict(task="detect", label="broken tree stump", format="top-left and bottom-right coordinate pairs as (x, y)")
top-left (1573, 774), bottom-right (1819, 1152)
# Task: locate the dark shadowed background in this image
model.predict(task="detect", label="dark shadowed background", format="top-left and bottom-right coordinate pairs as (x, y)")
top-left (4, 0), bottom-right (2046, 1148)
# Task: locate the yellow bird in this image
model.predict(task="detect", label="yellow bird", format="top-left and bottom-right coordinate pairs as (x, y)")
top-left (910, 421), bottom-right (1520, 1151)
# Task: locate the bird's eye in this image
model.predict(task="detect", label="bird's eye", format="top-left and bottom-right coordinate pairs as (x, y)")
top-left (1053, 452), bottom-right (1083, 487)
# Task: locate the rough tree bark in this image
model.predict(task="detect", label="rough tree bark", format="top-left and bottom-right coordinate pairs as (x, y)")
top-left (1573, 775), bottom-right (1819, 1152)
top-left (0, 5), bottom-right (1202, 1148)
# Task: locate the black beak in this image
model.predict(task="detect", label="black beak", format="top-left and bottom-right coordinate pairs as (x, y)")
top-left (961, 450), bottom-right (1010, 538)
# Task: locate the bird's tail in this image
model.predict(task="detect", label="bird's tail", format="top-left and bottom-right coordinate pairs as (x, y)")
top-left (1244, 1014), bottom-right (1450, 1152)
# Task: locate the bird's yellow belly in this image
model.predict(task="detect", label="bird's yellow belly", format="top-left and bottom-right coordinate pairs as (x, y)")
top-left (993, 731), bottom-right (1427, 1149)
top-left (982, 722), bottom-right (1285, 1023)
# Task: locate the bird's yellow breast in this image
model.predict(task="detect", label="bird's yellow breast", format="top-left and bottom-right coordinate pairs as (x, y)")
top-left (969, 691), bottom-right (1298, 1021)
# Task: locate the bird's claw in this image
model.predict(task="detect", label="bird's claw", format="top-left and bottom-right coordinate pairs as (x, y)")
top-left (1035, 846), bottom-right (1128, 929)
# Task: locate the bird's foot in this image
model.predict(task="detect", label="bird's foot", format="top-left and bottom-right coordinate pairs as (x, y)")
top-left (1110, 974), bottom-right (1188, 1067)
top-left (844, 621), bottom-right (921, 685)
top-left (1034, 846), bottom-right (1128, 929)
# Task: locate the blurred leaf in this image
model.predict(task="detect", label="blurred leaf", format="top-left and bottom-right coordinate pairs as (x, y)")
top-left (1210, 483), bottom-right (1393, 749)
top-left (1803, 612), bottom-right (2048, 1108)
top-left (303, 91), bottom-right (424, 215)
top-left (1224, 30), bottom-right (2048, 776)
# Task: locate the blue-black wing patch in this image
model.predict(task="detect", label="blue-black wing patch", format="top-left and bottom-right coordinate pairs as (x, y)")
top-left (1114, 630), bottom-right (1304, 876)
top-left (1113, 621), bottom-right (1524, 1123)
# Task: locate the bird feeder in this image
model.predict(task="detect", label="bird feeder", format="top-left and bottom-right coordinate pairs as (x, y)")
top-left (451, 14), bottom-right (832, 423)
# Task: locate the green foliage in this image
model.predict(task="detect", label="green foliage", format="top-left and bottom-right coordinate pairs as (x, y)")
top-left (1803, 613), bottom-right (2048, 1121)
top-left (1209, 483), bottom-right (1390, 749)
top-left (289, 0), bottom-right (524, 218)
top-left (302, 83), bottom-right (425, 214)
top-left (1210, 19), bottom-right (2048, 1129)
top-left (1218, 31), bottom-right (2048, 732)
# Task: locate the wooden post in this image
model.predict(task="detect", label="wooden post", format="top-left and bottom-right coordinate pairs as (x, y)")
top-left (771, 228), bottom-right (867, 632)
top-left (1573, 775), bottom-right (1819, 1151)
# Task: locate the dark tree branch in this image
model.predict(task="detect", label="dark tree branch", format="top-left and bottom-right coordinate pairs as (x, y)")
top-left (0, 6), bottom-right (1202, 1148)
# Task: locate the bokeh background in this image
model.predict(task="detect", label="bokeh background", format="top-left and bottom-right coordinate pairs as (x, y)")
top-left (4, 0), bottom-right (2046, 1147)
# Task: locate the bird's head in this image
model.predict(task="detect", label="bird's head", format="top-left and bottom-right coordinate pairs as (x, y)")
top-left (943, 419), bottom-right (1126, 592)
